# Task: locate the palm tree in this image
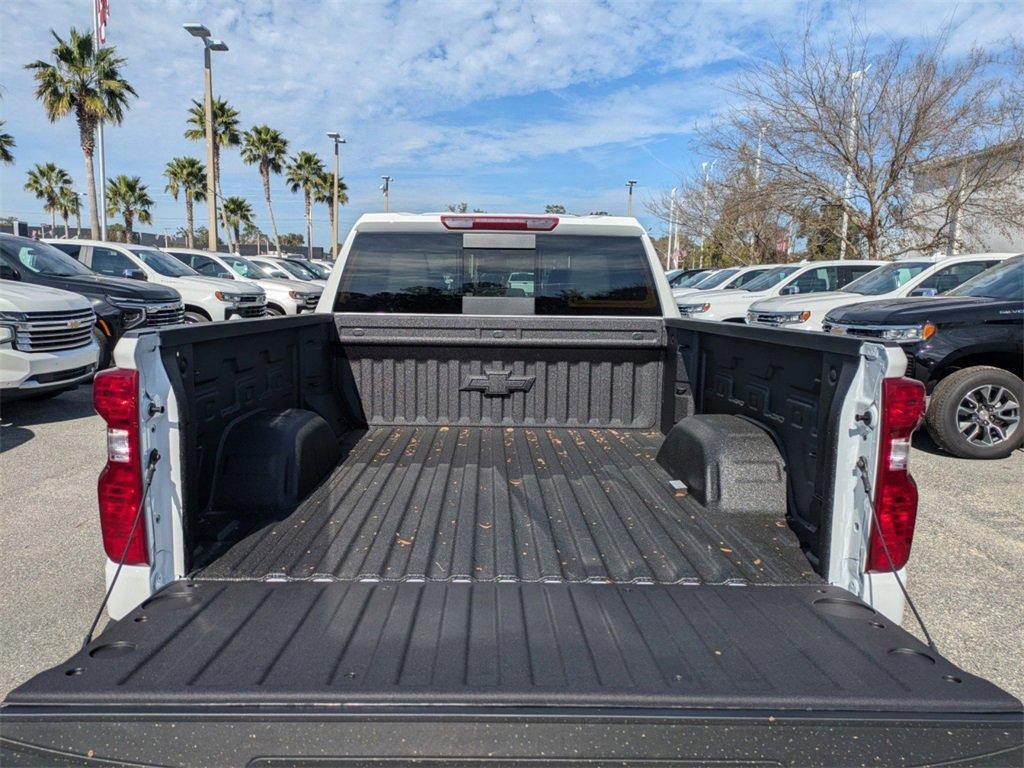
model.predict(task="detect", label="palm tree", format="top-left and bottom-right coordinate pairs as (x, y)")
top-left (164, 157), bottom-right (206, 248)
top-left (313, 169), bottom-right (349, 247)
top-left (240, 125), bottom-right (288, 255)
top-left (222, 196), bottom-right (255, 247)
top-left (285, 151), bottom-right (326, 258)
top-left (0, 121), bottom-right (14, 164)
top-left (26, 28), bottom-right (136, 238)
top-left (185, 97), bottom-right (240, 246)
top-left (24, 162), bottom-right (72, 235)
top-left (105, 174), bottom-right (152, 244)
top-left (55, 186), bottom-right (81, 237)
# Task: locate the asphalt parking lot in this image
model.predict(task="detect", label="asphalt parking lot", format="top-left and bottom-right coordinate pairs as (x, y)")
top-left (1, 385), bottom-right (1022, 701)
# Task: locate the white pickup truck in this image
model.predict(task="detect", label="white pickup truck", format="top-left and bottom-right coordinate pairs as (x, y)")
top-left (0, 280), bottom-right (99, 398)
top-left (3, 214), bottom-right (1020, 766)
top-left (46, 239), bottom-right (267, 323)
top-left (746, 253), bottom-right (1013, 331)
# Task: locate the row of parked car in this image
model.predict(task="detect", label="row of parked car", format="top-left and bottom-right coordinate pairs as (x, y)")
top-left (666, 253), bottom-right (1024, 460)
top-left (0, 233), bottom-right (333, 399)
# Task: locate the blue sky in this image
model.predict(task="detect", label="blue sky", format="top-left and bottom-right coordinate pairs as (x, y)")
top-left (1, 0), bottom-right (1020, 245)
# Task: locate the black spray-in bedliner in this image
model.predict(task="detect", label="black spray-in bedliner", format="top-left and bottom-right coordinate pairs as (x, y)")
top-left (9, 579), bottom-right (1018, 714)
top-left (195, 426), bottom-right (816, 585)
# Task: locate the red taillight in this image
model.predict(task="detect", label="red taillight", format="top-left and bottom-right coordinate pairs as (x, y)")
top-left (440, 215), bottom-right (559, 231)
top-left (866, 377), bottom-right (926, 573)
top-left (94, 368), bottom-right (149, 565)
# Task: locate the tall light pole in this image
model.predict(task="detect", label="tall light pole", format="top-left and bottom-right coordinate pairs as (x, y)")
top-left (839, 66), bottom-right (870, 260)
top-left (626, 179), bottom-right (637, 216)
top-left (93, 3), bottom-right (108, 240)
top-left (184, 24), bottom-right (228, 253)
top-left (326, 132), bottom-right (345, 260)
top-left (668, 186), bottom-right (678, 269)
top-left (380, 176), bottom-right (392, 213)
top-left (698, 160), bottom-right (716, 268)
top-left (749, 123), bottom-right (766, 259)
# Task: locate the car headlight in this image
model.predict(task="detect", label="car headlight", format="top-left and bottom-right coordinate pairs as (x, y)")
top-left (215, 291), bottom-right (244, 302)
top-left (748, 309), bottom-right (811, 325)
top-left (121, 309), bottom-right (146, 329)
top-left (288, 290), bottom-right (318, 300)
top-left (880, 323), bottom-right (936, 342)
top-left (678, 302), bottom-right (711, 315)
top-left (0, 325), bottom-right (14, 346)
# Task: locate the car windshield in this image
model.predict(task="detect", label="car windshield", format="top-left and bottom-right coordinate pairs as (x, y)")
top-left (674, 270), bottom-right (712, 289)
top-left (295, 260), bottom-right (330, 279)
top-left (841, 261), bottom-right (931, 295)
top-left (948, 257), bottom-right (1024, 300)
top-left (740, 265), bottom-right (799, 291)
top-left (132, 248), bottom-right (198, 277)
top-left (225, 256), bottom-right (271, 280)
top-left (278, 260), bottom-right (318, 280)
top-left (693, 268), bottom-right (739, 289)
top-left (1, 240), bottom-right (93, 276)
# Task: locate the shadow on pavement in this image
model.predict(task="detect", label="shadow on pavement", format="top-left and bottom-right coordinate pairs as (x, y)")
top-left (0, 386), bottom-right (96, 454)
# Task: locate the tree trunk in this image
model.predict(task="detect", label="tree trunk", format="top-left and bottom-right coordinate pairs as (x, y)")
top-left (125, 211), bottom-right (134, 244)
top-left (234, 224), bottom-right (241, 244)
top-left (62, 214), bottom-right (70, 238)
top-left (262, 165), bottom-right (281, 255)
top-left (51, 208), bottom-right (56, 237)
top-left (304, 190), bottom-right (313, 259)
top-left (185, 193), bottom-right (195, 248)
top-left (75, 209), bottom-right (81, 237)
top-left (77, 110), bottom-right (100, 239)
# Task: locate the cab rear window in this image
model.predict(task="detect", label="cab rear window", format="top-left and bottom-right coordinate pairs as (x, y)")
top-left (333, 232), bottom-right (659, 316)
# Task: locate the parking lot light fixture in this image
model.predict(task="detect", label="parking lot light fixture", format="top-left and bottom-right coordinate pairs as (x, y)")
top-left (380, 176), bottom-right (392, 213)
top-left (626, 179), bottom-right (638, 216)
top-left (183, 23), bottom-right (228, 252)
top-left (326, 132), bottom-right (346, 260)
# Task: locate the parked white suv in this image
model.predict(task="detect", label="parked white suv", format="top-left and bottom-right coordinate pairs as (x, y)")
top-left (46, 240), bottom-right (266, 323)
top-left (0, 280), bottom-right (99, 398)
top-left (745, 253), bottom-right (1014, 331)
top-left (164, 249), bottom-right (322, 316)
top-left (677, 259), bottom-right (885, 321)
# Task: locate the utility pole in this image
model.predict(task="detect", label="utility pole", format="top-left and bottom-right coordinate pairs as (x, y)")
top-left (839, 66), bottom-right (870, 260)
top-left (749, 124), bottom-right (766, 260)
top-left (93, 2), bottom-right (107, 240)
top-left (184, 24), bottom-right (228, 252)
top-left (668, 187), bottom-right (678, 269)
top-left (626, 179), bottom-right (637, 216)
top-left (380, 176), bottom-right (392, 213)
top-left (699, 160), bottom-right (716, 268)
top-left (326, 132), bottom-right (345, 260)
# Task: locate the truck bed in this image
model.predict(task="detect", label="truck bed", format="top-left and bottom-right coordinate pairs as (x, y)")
top-left (194, 425), bottom-right (816, 585)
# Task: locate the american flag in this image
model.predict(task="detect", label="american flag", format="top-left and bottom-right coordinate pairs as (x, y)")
top-left (96, 0), bottom-right (110, 43)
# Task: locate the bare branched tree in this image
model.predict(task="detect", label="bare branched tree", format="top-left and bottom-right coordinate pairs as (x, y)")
top-left (647, 155), bottom-right (796, 267)
top-left (691, 25), bottom-right (1023, 259)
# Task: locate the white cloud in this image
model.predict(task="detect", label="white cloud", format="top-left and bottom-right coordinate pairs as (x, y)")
top-left (1, 0), bottom-right (1020, 240)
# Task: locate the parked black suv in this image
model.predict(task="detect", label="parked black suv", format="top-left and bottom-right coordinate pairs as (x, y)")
top-left (0, 234), bottom-right (184, 368)
top-left (824, 255), bottom-right (1024, 459)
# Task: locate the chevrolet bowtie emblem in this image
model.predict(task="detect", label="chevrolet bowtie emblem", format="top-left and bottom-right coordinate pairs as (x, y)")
top-left (461, 369), bottom-right (536, 397)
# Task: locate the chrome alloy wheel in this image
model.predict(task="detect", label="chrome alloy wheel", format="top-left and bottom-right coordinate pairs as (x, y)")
top-left (956, 384), bottom-right (1021, 447)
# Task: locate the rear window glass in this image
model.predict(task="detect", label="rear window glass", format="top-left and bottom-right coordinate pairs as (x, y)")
top-left (334, 232), bottom-right (659, 316)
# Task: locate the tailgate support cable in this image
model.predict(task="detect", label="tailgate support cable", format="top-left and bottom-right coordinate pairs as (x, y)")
top-left (855, 457), bottom-right (938, 654)
top-left (81, 449), bottom-right (161, 650)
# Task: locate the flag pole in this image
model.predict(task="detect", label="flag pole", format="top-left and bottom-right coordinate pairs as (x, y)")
top-left (93, 0), bottom-right (108, 240)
